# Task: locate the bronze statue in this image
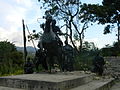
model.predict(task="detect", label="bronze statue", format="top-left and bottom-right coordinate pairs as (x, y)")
top-left (63, 40), bottom-right (74, 71)
top-left (37, 15), bottom-right (64, 73)
top-left (92, 52), bottom-right (105, 76)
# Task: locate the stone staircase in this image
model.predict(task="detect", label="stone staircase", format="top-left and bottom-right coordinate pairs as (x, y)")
top-left (104, 57), bottom-right (120, 78)
top-left (0, 71), bottom-right (115, 90)
top-left (71, 78), bottom-right (114, 90)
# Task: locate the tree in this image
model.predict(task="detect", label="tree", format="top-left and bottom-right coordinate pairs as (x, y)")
top-left (0, 41), bottom-right (16, 62)
top-left (82, 41), bottom-right (98, 52)
top-left (101, 42), bottom-right (120, 56)
top-left (80, 0), bottom-right (120, 43)
top-left (37, 0), bottom-right (93, 53)
top-left (0, 41), bottom-right (23, 75)
top-left (74, 41), bottom-right (99, 70)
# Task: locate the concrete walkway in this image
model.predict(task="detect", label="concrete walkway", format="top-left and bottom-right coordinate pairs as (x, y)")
top-left (0, 86), bottom-right (24, 90)
top-left (110, 80), bottom-right (120, 90)
top-left (71, 78), bottom-right (114, 90)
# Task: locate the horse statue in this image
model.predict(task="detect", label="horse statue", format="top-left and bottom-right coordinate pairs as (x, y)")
top-left (37, 16), bottom-right (64, 73)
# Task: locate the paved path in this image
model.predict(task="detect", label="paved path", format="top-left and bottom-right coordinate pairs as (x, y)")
top-left (110, 80), bottom-right (120, 90)
top-left (0, 86), bottom-right (24, 90)
top-left (2, 72), bottom-right (90, 82)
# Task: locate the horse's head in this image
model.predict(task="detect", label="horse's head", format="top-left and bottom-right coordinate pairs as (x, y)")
top-left (44, 19), bottom-right (52, 33)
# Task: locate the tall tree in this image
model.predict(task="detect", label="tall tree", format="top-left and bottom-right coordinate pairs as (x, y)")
top-left (0, 41), bottom-right (23, 75)
top-left (80, 0), bottom-right (120, 43)
top-left (82, 41), bottom-right (98, 51)
top-left (38, 0), bottom-right (93, 53)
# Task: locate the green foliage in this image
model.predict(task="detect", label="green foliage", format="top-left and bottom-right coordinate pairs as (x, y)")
top-left (0, 41), bottom-right (24, 76)
top-left (73, 32), bottom-right (79, 41)
top-left (37, 0), bottom-right (95, 53)
top-left (74, 50), bottom-right (98, 71)
top-left (81, 41), bottom-right (98, 51)
top-left (0, 41), bottom-right (16, 54)
top-left (28, 30), bottom-right (42, 42)
top-left (81, 0), bottom-right (120, 24)
top-left (101, 42), bottom-right (120, 56)
top-left (80, 0), bottom-right (120, 40)
top-left (74, 41), bottom-right (99, 71)
top-left (103, 25), bottom-right (111, 34)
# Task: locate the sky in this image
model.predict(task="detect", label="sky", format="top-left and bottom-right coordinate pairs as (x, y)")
top-left (0, 0), bottom-right (117, 49)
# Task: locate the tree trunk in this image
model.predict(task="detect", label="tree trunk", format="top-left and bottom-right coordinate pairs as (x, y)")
top-left (117, 22), bottom-right (120, 43)
top-left (22, 20), bottom-right (27, 62)
top-left (69, 30), bottom-right (79, 54)
top-left (79, 35), bottom-right (83, 52)
top-left (68, 21), bottom-right (79, 54)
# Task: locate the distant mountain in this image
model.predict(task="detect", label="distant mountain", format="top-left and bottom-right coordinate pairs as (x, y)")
top-left (16, 46), bottom-right (36, 53)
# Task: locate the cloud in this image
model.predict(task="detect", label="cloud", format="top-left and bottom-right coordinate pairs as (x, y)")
top-left (6, 8), bottom-right (26, 27)
top-left (0, 0), bottom-right (115, 49)
top-left (15, 0), bottom-right (33, 8)
top-left (85, 35), bottom-right (117, 49)
top-left (81, 0), bottom-right (102, 4)
top-left (0, 0), bottom-right (27, 29)
top-left (0, 27), bottom-right (9, 40)
top-left (0, 0), bottom-right (41, 47)
top-left (0, 26), bottom-right (22, 45)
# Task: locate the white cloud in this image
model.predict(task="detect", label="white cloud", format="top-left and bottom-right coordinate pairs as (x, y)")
top-left (84, 37), bottom-right (102, 48)
top-left (85, 35), bottom-right (117, 49)
top-left (0, 0), bottom-right (41, 47)
top-left (0, 26), bottom-right (22, 46)
top-left (0, 27), bottom-right (9, 40)
top-left (0, 0), bottom-right (115, 49)
top-left (15, 0), bottom-right (33, 8)
top-left (6, 8), bottom-right (26, 26)
top-left (81, 0), bottom-right (102, 4)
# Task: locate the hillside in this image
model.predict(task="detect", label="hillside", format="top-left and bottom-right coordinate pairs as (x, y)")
top-left (16, 46), bottom-right (36, 53)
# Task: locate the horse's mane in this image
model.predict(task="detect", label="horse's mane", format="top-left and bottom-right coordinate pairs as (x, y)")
top-left (44, 20), bottom-right (51, 33)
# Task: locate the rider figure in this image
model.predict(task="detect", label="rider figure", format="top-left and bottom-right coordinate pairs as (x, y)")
top-left (39, 15), bottom-right (62, 48)
top-left (92, 52), bottom-right (105, 76)
top-left (51, 19), bottom-right (63, 46)
top-left (40, 15), bottom-right (52, 32)
top-left (52, 19), bottom-right (62, 37)
top-left (63, 40), bottom-right (74, 71)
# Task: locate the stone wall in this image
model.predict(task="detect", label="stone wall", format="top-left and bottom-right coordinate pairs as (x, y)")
top-left (104, 57), bottom-right (120, 78)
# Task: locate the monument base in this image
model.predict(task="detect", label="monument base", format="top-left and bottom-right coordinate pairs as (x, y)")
top-left (0, 71), bottom-right (115, 90)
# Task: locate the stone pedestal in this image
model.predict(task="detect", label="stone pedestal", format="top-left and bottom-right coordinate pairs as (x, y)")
top-left (0, 71), bottom-right (115, 90)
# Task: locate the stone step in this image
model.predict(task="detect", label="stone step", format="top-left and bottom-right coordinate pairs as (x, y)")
top-left (0, 71), bottom-right (94, 90)
top-left (0, 86), bottom-right (24, 90)
top-left (110, 80), bottom-right (120, 90)
top-left (70, 78), bottom-right (115, 90)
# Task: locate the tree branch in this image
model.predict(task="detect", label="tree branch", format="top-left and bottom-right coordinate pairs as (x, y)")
top-left (56, 0), bottom-right (70, 16)
top-left (72, 21), bottom-right (81, 35)
top-left (73, 4), bottom-right (80, 17)
top-left (80, 21), bottom-right (88, 34)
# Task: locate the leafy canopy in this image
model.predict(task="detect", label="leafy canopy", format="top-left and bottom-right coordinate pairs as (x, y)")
top-left (80, 0), bottom-right (120, 34)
